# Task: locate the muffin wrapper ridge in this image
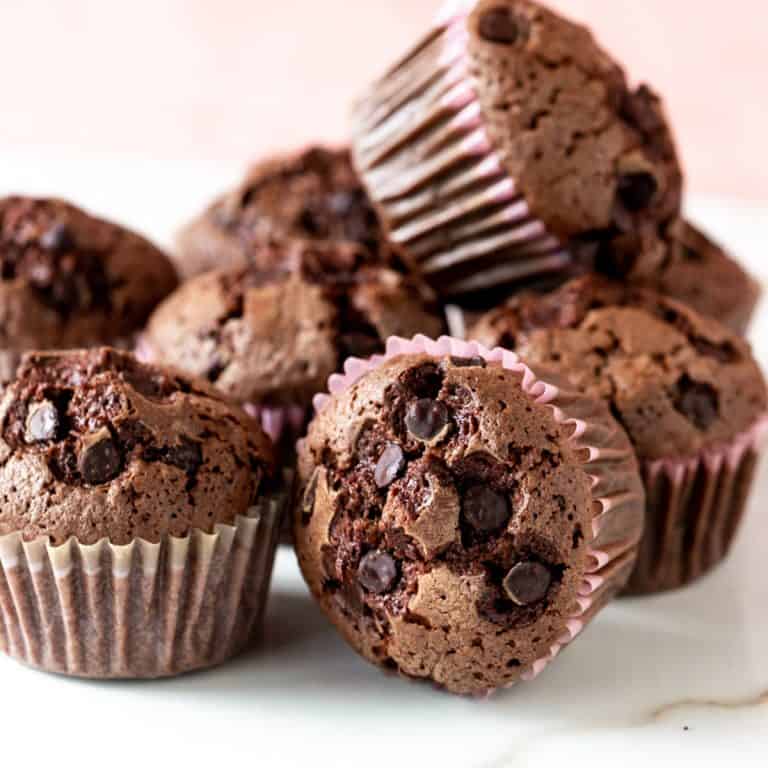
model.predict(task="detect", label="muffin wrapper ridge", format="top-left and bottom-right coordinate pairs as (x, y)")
top-left (627, 419), bottom-right (768, 595)
top-left (0, 488), bottom-right (285, 678)
top-left (311, 335), bottom-right (644, 691)
top-left (351, 6), bottom-right (570, 298)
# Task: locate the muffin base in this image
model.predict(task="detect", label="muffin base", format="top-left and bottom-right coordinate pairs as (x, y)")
top-left (626, 419), bottom-right (768, 595)
top-left (0, 489), bottom-right (285, 678)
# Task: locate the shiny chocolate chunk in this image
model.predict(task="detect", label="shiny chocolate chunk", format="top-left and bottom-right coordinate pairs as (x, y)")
top-left (39, 222), bottom-right (74, 252)
top-left (616, 172), bottom-right (657, 212)
top-left (79, 428), bottom-right (122, 485)
top-left (405, 398), bottom-right (449, 441)
top-left (462, 485), bottom-right (509, 532)
top-left (674, 375), bottom-right (719, 431)
top-left (374, 443), bottom-right (405, 488)
top-left (358, 550), bottom-right (398, 594)
top-left (478, 6), bottom-right (521, 44)
top-left (25, 400), bottom-right (59, 443)
top-left (503, 561), bottom-right (552, 605)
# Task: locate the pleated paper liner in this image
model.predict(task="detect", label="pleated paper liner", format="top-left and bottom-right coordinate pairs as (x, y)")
top-left (351, 10), bottom-right (570, 299)
top-left (626, 420), bottom-right (768, 595)
top-left (314, 335), bottom-right (644, 690)
top-left (0, 486), bottom-right (286, 678)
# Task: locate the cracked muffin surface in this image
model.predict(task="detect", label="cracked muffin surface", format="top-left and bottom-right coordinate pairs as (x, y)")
top-left (294, 351), bottom-right (643, 694)
top-left (0, 197), bottom-right (178, 370)
top-left (144, 240), bottom-right (444, 407)
top-left (177, 146), bottom-right (393, 277)
top-left (470, 276), bottom-right (767, 460)
top-left (469, 0), bottom-right (681, 242)
top-left (0, 348), bottom-right (276, 545)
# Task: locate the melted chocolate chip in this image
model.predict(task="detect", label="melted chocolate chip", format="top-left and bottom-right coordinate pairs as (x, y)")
top-left (478, 6), bottom-right (521, 44)
top-left (405, 399), bottom-right (449, 441)
top-left (449, 356), bottom-right (487, 368)
top-left (79, 429), bottom-right (122, 485)
top-left (674, 375), bottom-right (719, 431)
top-left (462, 485), bottom-right (510, 532)
top-left (358, 550), bottom-right (398, 594)
top-left (25, 400), bottom-right (60, 443)
top-left (374, 443), bottom-right (406, 488)
top-left (165, 438), bottom-right (203, 474)
top-left (503, 561), bottom-right (552, 605)
top-left (39, 222), bottom-right (75, 252)
top-left (616, 172), bottom-right (657, 212)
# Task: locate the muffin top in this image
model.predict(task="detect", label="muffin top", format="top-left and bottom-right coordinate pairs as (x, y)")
top-left (0, 196), bottom-right (178, 353)
top-left (467, 0), bottom-right (682, 241)
top-left (470, 276), bottom-right (767, 460)
top-left (0, 348), bottom-right (277, 546)
top-left (295, 351), bottom-right (643, 694)
top-left (177, 146), bottom-right (393, 277)
top-left (144, 240), bottom-right (445, 406)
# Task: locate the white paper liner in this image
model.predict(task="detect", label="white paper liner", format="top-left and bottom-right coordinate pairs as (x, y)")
top-left (0, 487), bottom-right (286, 678)
top-left (351, 8), bottom-right (570, 298)
top-left (627, 418), bottom-right (768, 594)
top-left (310, 335), bottom-right (644, 690)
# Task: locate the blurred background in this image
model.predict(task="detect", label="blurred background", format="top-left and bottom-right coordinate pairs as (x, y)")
top-left (1, 0), bottom-right (765, 204)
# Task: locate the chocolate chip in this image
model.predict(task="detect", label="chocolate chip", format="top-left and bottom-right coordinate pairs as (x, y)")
top-left (674, 375), bottom-right (719, 431)
top-left (449, 356), bottom-right (487, 368)
top-left (25, 400), bottom-right (59, 443)
top-left (691, 337), bottom-right (738, 364)
top-left (165, 438), bottom-right (203, 474)
top-left (79, 428), bottom-right (122, 485)
top-left (462, 485), bottom-right (510, 532)
top-left (478, 6), bottom-right (521, 44)
top-left (405, 399), bottom-right (449, 441)
top-left (374, 443), bottom-right (405, 488)
top-left (39, 222), bottom-right (75, 252)
top-left (358, 550), bottom-right (398, 594)
top-left (617, 172), bottom-right (657, 212)
top-left (503, 561), bottom-right (552, 605)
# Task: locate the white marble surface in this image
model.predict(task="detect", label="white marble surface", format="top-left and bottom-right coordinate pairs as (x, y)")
top-left (0, 149), bottom-right (767, 767)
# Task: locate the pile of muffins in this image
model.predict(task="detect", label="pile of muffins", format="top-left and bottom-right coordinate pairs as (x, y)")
top-left (0, 0), bottom-right (764, 695)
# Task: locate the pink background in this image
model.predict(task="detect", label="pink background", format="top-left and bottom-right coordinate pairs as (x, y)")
top-left (0, 0), bottom-right (765, 202)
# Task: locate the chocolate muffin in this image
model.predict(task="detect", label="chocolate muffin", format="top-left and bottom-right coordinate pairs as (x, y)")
top-left (351, 0), bottom-right (682, 298)
top-left (294, 336), bottom-right (645, 695)
top-left (176, 146), bottom-right (393, 277)
top-left (0, 348), bottom-right (284, 678)
top-left (648, 219), bottom-right (760, 336)
top-left (0, 196), bottom-right (178, 381)
top-left (470, 276), bottom-right (768, 593)
top-left (141, 239), bottom-right (445, 449)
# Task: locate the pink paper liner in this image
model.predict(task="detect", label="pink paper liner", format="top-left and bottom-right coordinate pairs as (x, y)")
top-left (308, 334), bottom-right (644, 691)
top-left (626, 417), bottom-right (768, 595)
top-left (0, 487), bottom-right (286, 678)
top-left (351, 6), bottom-right (570, 298)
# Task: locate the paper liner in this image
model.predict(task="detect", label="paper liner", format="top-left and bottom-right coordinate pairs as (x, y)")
top-left (0, 488), bottom-right (285, 678)
top-left (351, 9), bottom-right (570, 298)
top-left (310, 335), bottom-right (644, 690)
top-left (626, 420), bottom-right (768, 595)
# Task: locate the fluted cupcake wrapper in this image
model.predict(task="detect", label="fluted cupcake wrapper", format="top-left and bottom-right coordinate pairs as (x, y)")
top-left (351, 9), bottom-right (570, 298)
top-left (0, 487), bottom-right (286, 678)
top-left (312, 335), bottom-right (644, 691)
top-left (626, 420), bottom-right (768, 595)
